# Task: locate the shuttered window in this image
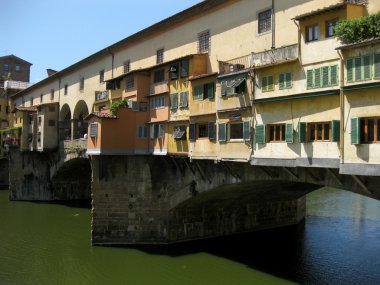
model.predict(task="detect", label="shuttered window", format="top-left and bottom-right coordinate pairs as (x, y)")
top-left (307, 65), bottom-right (338, 89)
top-left (285, 123), bottom-right (294, 143)
top-left (206, 83), bottom-right (214, 99)
top-left (218, 123), bottom-right (226, 142)
top-left (298, 122), bottom-right (307, 143)
top-left (193, 85), bottom-right (204, 101)
top-left (346, 55), bottom-right (373, 82)
top-left (332, 120), bottom-right (340, 142)
top-left (193, 82), bottom-right (214, 100)
top-left (180, 60), bottom-right (189, 77)
top-left (262, 76), bottom-right (274, 92)
top-left (279, 72), bottom-right (292, 90)
top-left (158, 124), bottom-right (165, 139)
top-left (170, 93), bottom-right (178, 110)
top-left (255, 124), bottom-right (266, 144)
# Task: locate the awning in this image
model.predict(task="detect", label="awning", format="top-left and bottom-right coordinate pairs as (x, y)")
top-left (173, 127), bottom-right (186, 139)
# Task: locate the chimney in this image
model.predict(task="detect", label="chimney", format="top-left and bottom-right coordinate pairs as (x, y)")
top-left (47, 69), bottom-right (58, 76)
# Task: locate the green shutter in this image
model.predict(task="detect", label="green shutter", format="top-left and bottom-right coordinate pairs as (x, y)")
top-left (363, 55), bottom-right (371, 80)
top-left (332, 120), bottom-right (340, 142)
top-left (307, 69), bottom-right (314, 89)
top-left (374, 53), bottom-right (380, 78)
top-left (279, 73), bottom-right (285, 90)
top-left (180, 60), bottom-right (189, 77)
top-left (322, 66), bottom-right (329, 87)
top-left (285, 123), bottom-right (294, 143)
top-left (218, 123), bottom-right (226, 142)
top-left (262, 76), bottom-right (268, 92)
top-left (221, 81), bottom-right (227, 96)
top-left (243, 121), bottom-right (250, 141)
top-left (285, 72), bottom-right (292, 88)
top-left (314, 68), bottom-right (321, 88)
top-left (351, 117), bottom-right (360, 145)
top-left (193, 85), bottom-right (203, 100)
top-left (189, 124), bottom-right (196, 142)
top-left (255, 124), bottom-right (266, 144)
top-left (346, 58), bottom-right (354, 82)
top-left (267, 76), bottom-right (274, 91)
top-left (298, 122), bottom-right (307, 143)
top-left (208, 122), bottom-right (215, 140)
top-left (330, 65), bottom-right (338, 86)
top-left (207, 83), bottom-right (214, 99)
top-left (354, 57), bottom-right (362, 81)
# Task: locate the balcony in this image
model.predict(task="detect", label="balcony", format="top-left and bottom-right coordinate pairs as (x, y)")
top-left (252, 44), bottom-right (298, 68)
top-left (63, 139), bottom-right (87, 151)
top-left (95, 90), bottom-right (109, 102)
top-left (219, 54), bottom-right (252, 75)
top-left (150, 80), bottom-right (169, 96)
top-left (3, 80), bottom-right (32, 90)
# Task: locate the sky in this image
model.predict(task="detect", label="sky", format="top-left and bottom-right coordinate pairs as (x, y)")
top-left (1, 0), bottom-right (202, 83)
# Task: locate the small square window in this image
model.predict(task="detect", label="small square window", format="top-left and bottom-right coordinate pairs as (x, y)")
top-left (198, 123), bottom-right (209, 138)
top-left (326, 18), bottom-right (338, 38)
top-left (306, 24), bottom-right (319, 42)
top-left (15, 65), bottom-right (21, 72)
top-left (124, 60), bottom-right (130, 73)
top-left (258, 9), bottom-right (272, 34)
top-left (230, 123), bottom-right (244, 140)
top-left (99, 70), bottom-right (105, 83)
top-left (198, 30), bottom-right (210, 53)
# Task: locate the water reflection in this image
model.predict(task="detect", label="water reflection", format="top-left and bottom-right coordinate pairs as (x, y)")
top-left (0, 187), bottom-right (379, 285)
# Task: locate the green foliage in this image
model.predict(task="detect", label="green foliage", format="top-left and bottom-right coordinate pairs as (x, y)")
top-left (335, 12), bottom-right (380, 44)
top-left (110, 99), bottom-right (129, 116)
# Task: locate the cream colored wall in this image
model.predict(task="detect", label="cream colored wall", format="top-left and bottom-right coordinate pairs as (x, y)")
top-left (168, 122), bottom-right (189, 155)
top-left (15, 80), bottom-right (59, 108)
top-left (368, 0), bottom-right (380, 14)
top-left (189, 115), bottom-right (217, 159)
top-left (343, 89), bottom-right (380, 164)
top-left (189, 77), bottom-right (216, 116)
top-left (217, 75), bottom-right (251, 111)
top-left (254, 96), bottom-right (340, 160)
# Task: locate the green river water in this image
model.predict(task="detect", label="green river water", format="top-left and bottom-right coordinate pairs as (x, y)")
top-left (0, 187), bottom-right (379, 285)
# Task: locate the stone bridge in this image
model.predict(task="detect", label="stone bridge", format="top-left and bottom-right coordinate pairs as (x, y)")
top-left (90, 155), bottom-right (380, 245)
top-left (8, 140), bottom-right (91, 201)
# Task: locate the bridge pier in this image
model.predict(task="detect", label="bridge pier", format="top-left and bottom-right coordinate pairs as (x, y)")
top-left (90, 155), bottom-right (319, 245)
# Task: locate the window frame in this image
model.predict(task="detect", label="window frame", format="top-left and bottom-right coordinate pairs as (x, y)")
top-left (3, 64), bottom-right (9, 72)
top-left (262, 75), bottom-right (274, 92)
top-left (79, 77), bottom-right (84, 92)
top-left (360, 117), bottom-right (380, 144)
top-left (198, 30), bottom-right (210, 54)
top-left (156, 48), bottom-right (164, 64)
top-left (124, 60), bottom-right (130, 74)
top-left (197, 123), bottom-right (209, 139)
top-left (126, 76), bottom-right (134, 90)
top-left (229, 122), bottom-right (244, 141)
top-left (258, 9), bottom-right (272, 34)
top-left (326, 18), bottom-right (339, 38)
top-left (268, 124), bottom-right (286, 142)
top-left (153, 68), bottom-right (165, 84)
top-left (306, 24), bottom-right (319, 42)
top-left (308, 122), bottom-right (331, 142)
top-left (279, 72), bottom-right (292, 90)
top-left (150, 95), bottom-right (166, 110)
top-left (99, 69), bottom-right (105, 84)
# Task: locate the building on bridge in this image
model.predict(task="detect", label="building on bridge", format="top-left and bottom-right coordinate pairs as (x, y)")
top-left (8, 0), bottom-right (380, 175)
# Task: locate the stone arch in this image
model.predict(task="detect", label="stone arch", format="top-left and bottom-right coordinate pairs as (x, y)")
top-left (59, 104), bottom-right (72, 140)
top-left (72, 100), bottom-right (89, 139)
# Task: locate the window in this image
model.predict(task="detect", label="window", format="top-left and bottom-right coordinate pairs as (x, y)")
top-left (354, 117), bottom-right (380, 144)
top-left (170, 93), bottom-right (178, 110)
top-left (193, 82), bottom-right (214, 100)
top-left (138, 125), bottom-right (148, 139)
top-left (180, 60), bottom-right (189, 77)
top-left (279, 73), bottom-right (292, 89)
top-left (170, 63), bottom-right (179, 80)
top-left (3, 64), bottom-right (9, 72)
top-left (124, 60), bottom-right (130, 73)
top-left (198, 123), bottom-right (209, 138)
top-left (15, 65), bottom-right (21, 72)
top-left (90, 123), bottom-right (98, 137)
top-left (38, 116), bottom-right (42, 126)
top-left (64, 84), bottom-right (68, 95)
top-left (307, 65), bottom-right (338, 89)
top-left (150, 124), bottom-right (164, 139)
top-left (346, 55), bottom-right (372, 83)
top-left (156, 48), bottom-right (164, 64)
top-left (198, 30), bottom-right (210, 53)
top-left (172, 125), bottom-right (187, 140)
top-left (50, 89), bottom-right (54, 101)
top-left (79, 77), bottom-right (84, 91)
top-left (99, 70), bottom-right (104, 83)
top-left (308, 122), bottom-right (331, 141)
top-left (95, 91), bottom-right (108, 101)
top-left (221, 77), bottom-right (246, 96)
top-left (40, 94), bottom-right (43, 103)
top-left (258, 9), bottom-right (271, 34)
top-left (150, 95), bottom-right (165, 109)
top-left (179, 91), bottom-right (189, 108)
top-left (306, 24), bottom-right (319, 42)
top-left (153, 69), bottom-right (165, 83)
top-left (326, 18), bottom-right (338, 38)
top-left (230, 123), bottom-right (244, 140)
top-left (126, 76), bottom-right (134, 89)
top-left (268, 124), bottom-right (285, 142)
top-left (30, 97), bottom-right (33, 106)
top-left (261, 75), bottom-right (274, 92)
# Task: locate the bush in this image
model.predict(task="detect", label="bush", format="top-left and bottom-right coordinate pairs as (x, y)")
top-left (110, 99), bottom-right (129, 116)
top-left (335, 12), bottom-right (380, 44)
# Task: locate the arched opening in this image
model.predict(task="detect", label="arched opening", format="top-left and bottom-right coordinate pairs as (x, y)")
top-left (73, 100), bottom-right (89, 139)
top-left (59, 104), bottom-right (72, 141)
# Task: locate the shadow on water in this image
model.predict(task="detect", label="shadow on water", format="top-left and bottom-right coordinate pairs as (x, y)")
top-left (113, 223), bottom-right (306, 283)
top-left (31, 199), bottom-right (92, 209)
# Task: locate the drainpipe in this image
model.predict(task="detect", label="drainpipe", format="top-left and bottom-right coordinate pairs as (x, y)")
top-left (292, 19), bottom-right (302, 64)
top-left (271, 0), bottom-right (275, 49)
top-left (338, 49), bottom-right (345, 165)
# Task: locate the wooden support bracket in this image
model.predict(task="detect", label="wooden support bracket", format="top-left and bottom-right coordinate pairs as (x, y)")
top-left (326, 168), bottom-right (343, 186)
top-left (223, 162), bottom-right (241, 180)
top-left (258, 166), bottom-right (275, 179)
top-left (351, 175), bottom-right (372, 195)
top-left (195, 161), bottom-right (211, 184)
top-left (282, 167), bottom-right (299, 179)
top-left (182, 158), bottom-right (195, 175)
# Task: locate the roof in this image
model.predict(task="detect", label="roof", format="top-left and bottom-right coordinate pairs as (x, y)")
top-left (11, 106), bottom-right (37, 113)
top-left (13, 0), bottom-right (231, 98)
top-left (336, 37), bottom-right (380, 50)
top-left (85, 112), bottom-right (117, 120)
top-left (293, 2), bottom-right (347, 21)
top-left (189, 72), bottom-right (218, 81)
top-left (0, 55), bottom-right (33, 66)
